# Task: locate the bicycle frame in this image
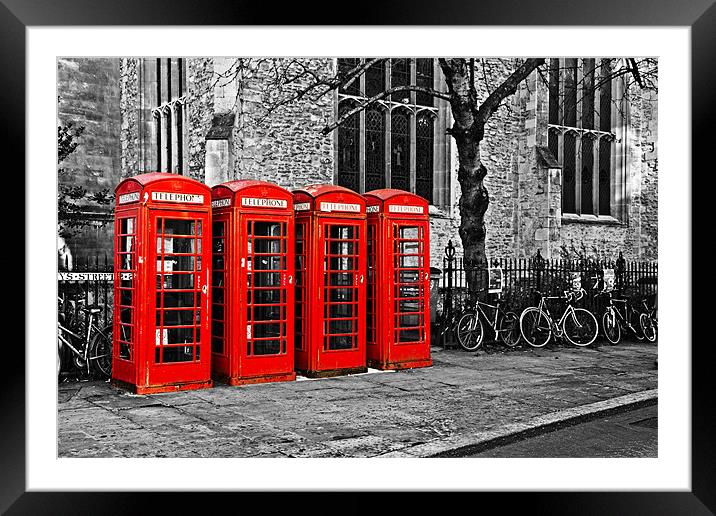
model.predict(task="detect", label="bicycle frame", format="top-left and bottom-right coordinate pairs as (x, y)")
top-left (57, 311), bottom-right (100, 374)
top-left (534, 294), bottom-right (580, 338)
top-left (474, 299), bottom-right (508, 335)
top-left (608, 296), bottom-right (640, 332)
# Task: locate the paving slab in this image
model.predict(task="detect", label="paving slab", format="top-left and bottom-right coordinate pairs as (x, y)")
top-left (58, 340), bottom-right (657, 458)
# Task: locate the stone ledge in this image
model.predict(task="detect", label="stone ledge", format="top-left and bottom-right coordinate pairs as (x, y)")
top-left (561, 214), bottom-right (624, 226)
top-left (428, 205), bottom-right (452, 219)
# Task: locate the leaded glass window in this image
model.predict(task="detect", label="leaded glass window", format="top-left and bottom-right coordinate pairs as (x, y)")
top-left (335, 58), bottom-right (441, 204)
top-left (391, 110), bottom-right (410, 190)
top-left (365, 59), bottom-right (386, 98)
top-left (337, 102), bottom-right (360, 192)
top-left (548, 58), bottom-right (621, 218)
top-left (390, 58), bottom-right (411, 103)
top-left (563, 58), bottom-right (577, 127)
top-left (416, 58), bottom-right (434, 107)
top-left (339, 58), bottom-right (361, 96)
top-left (548, 59), bottom-right (560, 125)
top-left (582, 59), bottom-right (595, 130)
top-left (416, 113), bottom-right (434, 202)
top-left (581, 135), bottom-right (594, 214)
top-left (600, 59), bottom-right (612, 132)
top-left (365, 106), bottom-right (386, 191)
top-left (563, 132), bottom-right (577, 214)
top-left (599, 138), bottom-right (612, 216)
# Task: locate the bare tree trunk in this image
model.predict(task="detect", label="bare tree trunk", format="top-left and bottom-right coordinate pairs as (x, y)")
top-left (440, 59), bottom-right (489, 297)
top-left (439, 58), bottom-right (544, 298)
top-left (455, 131), bottom-right (489, 298)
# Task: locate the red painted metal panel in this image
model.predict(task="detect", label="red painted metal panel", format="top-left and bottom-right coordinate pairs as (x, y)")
top-left (364, 189), bottom-right (432, 370)
top-left (292, 185), bottom-right (367, 377)
top-left (112, 173), bottom-right (213, 394)
top-left (210, 180), bottom-right (296, 385)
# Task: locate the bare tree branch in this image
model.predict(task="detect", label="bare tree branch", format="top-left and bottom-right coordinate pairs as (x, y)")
top-left (476, 58), bottom-right (545, 125)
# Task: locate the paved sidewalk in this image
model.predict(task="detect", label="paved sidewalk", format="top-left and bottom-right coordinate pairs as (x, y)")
top-left (58, 340), bottom-right (657, 458)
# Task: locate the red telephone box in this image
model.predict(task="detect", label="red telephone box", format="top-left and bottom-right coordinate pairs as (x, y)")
top-left (112, 172), bottom-right (213, 394)
top-left (293, 185), bottom-right (367, 377)
top-left (210, 180), bottom-right (296, 386)
top-left (364, 189), bottom-right (432, 370)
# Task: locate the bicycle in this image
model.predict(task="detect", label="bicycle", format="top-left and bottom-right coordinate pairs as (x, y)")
top-left (519, 288), bottom-right (598, 348)
top-left (635, 293), bottom-right (658, 343)
top-left (435, 304), bottom-right (467, 348)
top-left (599, 289), bottom-right (650, 344)
top-left (58, 297), bottom-right (113, 379)
top-left (456, 290), bottom-right (521, 351)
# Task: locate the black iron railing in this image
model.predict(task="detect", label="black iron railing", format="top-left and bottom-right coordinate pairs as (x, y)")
top-left (438, 240), bottom-right (657, 333)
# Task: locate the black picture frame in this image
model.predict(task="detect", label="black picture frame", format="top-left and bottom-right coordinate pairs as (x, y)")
top-left (7, 0), bottom-right (708, 513)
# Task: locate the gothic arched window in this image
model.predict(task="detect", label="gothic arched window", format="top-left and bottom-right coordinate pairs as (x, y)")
top-left (336, 58), bottom-right (444, 205)
top-left (548, 57), bottom-right (624, 219)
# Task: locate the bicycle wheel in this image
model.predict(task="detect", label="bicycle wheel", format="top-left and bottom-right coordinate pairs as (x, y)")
top-left (519, 307), bottom-right (552, 348)
top-left (602, 309), bottom-right (621, 345)
top-left (564, 308), bottom-right (598, 347)
top-left (629, 308), bottom-right (645, 341)
top-left (499, 311), bottom-right (521, 347)
top-left (57, 338), bottom-right (62, 378)
top-left (456, 311), bottom-right (484, 351)
top-left (89, 324), bottom-right (113, 379)
top-left (640, 313), bottom-right (657, 342)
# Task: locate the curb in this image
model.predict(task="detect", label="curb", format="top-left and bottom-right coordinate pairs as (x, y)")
top-left (378, 389), bottom-right (658, 458)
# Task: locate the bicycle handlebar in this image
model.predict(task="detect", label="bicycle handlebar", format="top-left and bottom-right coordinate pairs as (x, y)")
top-left (532, 288), bottom-right (585, 302)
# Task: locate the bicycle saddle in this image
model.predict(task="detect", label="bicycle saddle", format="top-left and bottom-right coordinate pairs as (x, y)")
top-left (81, 305), bottom-right (103, 315)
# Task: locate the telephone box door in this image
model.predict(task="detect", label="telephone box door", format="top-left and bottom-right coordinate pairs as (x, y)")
top-left (316, 220), bottom-right (366, 371)
top-left (150, 210), bottom-right (211, 386)
top-left (386, 220), bottom-right (431, 366)
top-left (240, 215), bottom-right (294, 378)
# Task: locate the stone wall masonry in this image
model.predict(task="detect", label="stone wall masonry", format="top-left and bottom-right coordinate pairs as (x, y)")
top-left (186, 58), bottom-right (216, 182)
top-left (229, 58), bottom-right (335, 188)
top-left (515, 70), bottom-right (550, 259)
top-left (637, 89), bottom-right (658, 260)
top-left (119, 58), bottom-right (140, 178)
